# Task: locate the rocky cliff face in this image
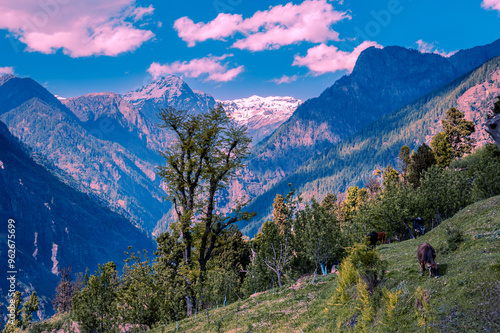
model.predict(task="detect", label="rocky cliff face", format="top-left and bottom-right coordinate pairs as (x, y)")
top-left (217, 95), bottom-right (301, 145)
top-left (123, 75), bottom-right (216, 121)
top-left (0, 121), bottom-right (154, 318)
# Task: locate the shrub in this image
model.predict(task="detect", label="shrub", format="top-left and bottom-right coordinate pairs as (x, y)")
top-left (445, 225), bottom-right (464, 251)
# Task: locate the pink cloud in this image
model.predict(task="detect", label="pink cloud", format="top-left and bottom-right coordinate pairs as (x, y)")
top-left (174, 0), bottom-right (350, 51)
top-left (416, 40), bottom-right (456, 58)
top-left (482, 0), bottom-right (500, 12)
top-left (0, 0), bottom-right (155, 57)
top-left (0, 67), bottom-right (15, 75)
top-left (148, 55), bottom-right (244, 82)
top-left (271, 75), bottom-right (298, 84)
top-left (293, 41), bottom-right (382, 75)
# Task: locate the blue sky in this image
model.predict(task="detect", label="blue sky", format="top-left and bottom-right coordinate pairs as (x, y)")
top-left (0, 0), bottom-right (500, 101)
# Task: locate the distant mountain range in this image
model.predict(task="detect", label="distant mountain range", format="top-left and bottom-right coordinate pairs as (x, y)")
top-left (217, 95), bottom-right (302, 145)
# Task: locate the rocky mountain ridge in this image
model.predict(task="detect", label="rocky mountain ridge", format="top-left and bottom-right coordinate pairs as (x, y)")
top-left (217, 95), bottom-right (301, 144)
top-left (122, 75), bottom-right (216, 121)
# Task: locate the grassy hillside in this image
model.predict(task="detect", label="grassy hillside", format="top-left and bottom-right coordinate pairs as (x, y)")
top-left (240, 56), bottom-right (500, 237)
top-left (151, 195), bottom-right (500, 332)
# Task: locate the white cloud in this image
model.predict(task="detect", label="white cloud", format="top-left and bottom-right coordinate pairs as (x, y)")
top-left (416, 40), bottom-right (456, 58)
top-left (0, 67), bottom-right (15, 75)
top-left (271, 75), bottom-right (298, 84)
top-left (0, 0), bottom-right (155, 57)
top-left (174, 0), bottom-right (350, 51)
top-left (148, 55), bottom-right (244, 82)
top-left (482, 0), bottom-right (500, 12)
top-left (293, 41), bottom-right (382, 75)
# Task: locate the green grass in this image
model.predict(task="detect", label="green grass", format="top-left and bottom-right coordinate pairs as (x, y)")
top-left (150, 273), bottom-right (336, 333)
top-left (151, 195), bottom-right (500, 332)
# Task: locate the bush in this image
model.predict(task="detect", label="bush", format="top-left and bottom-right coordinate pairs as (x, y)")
top-left (27, 313), bottom-right (71, 333)
top-left (445, 226), bottom-right (464, 251)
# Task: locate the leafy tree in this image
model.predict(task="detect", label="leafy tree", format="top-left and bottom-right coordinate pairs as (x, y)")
top-left (72, 262), bottom-right (119, 333)
top-left (118, 249), bottom-right (163, 330)
top-left (364, 173), bottom-right (381, 197)
top-left (153, 225), bottom-right (186, 323)
top-left (259, 220), bottom-right (292, 287)
top-left (452, 144), bottom-right (500, 201)
top-left (52, 267), bottom-right (76, 314)
top-left (397, 145), bottom-right (411, 183)
top-left (156, 106), bottom-right (252, 316)
top-left (21, 291), bottom-right (39, 329)
top-left (258, 189), bottom-right (302, 287)
top-left (442, 107), bottom-right (475, 158)
top-left (294, 198), bottom-right (343, 280)
top-left (417, 165), bottom-right (472, 225)
top-left (407, 143), bottom-right (436, 188)
top-left (204, 226), bottom-right (250, 308)
top-left (3, 291), bottom-right (22, 333)
top-left (431, 132), bottom-right (453, 168)
top-left (382, 165), bottom-right (399, 188)
top-left (242, 238), bottom-right (277, 296)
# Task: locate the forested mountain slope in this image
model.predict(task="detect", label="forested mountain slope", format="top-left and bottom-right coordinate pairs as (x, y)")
top-left (0, 121), bottom-right (155, 317)
top-left (246, 39), bottom-right (500, 183)
top-left (240, 56), bottom-right (500, 237)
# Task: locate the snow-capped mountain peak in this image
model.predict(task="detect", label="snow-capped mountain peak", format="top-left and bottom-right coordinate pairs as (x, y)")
top-left (217, 95), bottom-right (302, 145)
top-left (123, 75), bottom-right (188, 102)
top-left (121, 75), bottom-right (216, 121)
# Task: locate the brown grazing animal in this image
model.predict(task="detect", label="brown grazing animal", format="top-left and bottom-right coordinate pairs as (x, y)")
top-left (377, 232), bottom-right (387, 244)
top-left (417, 243), bottom-right (439, 278)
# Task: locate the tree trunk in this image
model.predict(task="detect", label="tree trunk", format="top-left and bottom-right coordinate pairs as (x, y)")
top-left (186, 295), bottom-right (194, 317)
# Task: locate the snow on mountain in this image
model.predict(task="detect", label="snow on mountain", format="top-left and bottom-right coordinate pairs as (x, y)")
top-left (217, 95), bottom-right (302, 145)
top-left (122, 75), bottom-right (216, 121)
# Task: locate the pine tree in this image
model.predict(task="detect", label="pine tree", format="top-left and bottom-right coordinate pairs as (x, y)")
top-left (398, 146), bottom-right (411, 183)
top-left (407, 143), bottom-right (436, 188)
top-left (442, 107), bottom-right (475, 158)
top-left (431, 132), bottom-right (453, 168)
top-left (3, 291), bottom-right (22, 333)
top-left (52, 267), bottom-right (75, 314)
top-left (21, 291), bottom-right (39, 329)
